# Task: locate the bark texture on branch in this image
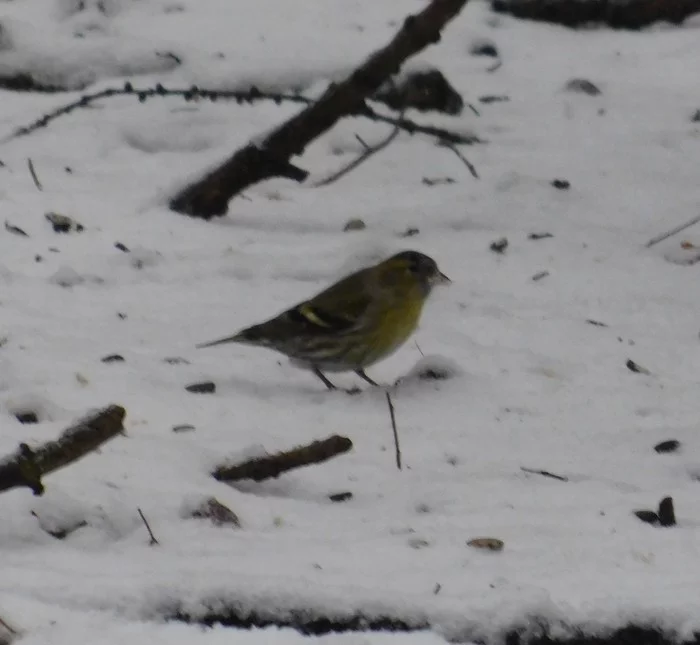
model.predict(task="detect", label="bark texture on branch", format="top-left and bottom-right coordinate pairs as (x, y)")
top-left (169, 0), bottom-right (471, 219)
top-left (0, 405), bottom-right (126, 496)
top-left (213, 435), bottom-right (353, 483)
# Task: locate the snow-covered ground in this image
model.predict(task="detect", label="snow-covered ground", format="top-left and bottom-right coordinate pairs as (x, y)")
top-left (1, 0), bottom-right (700, 643)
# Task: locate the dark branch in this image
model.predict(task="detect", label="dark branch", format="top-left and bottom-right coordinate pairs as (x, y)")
top-left (169, 0), bottom-right (472, 218)
top-left (0, 405), bottom-right (126, 496)
top-left (213, 435), bottom-right (352, 483)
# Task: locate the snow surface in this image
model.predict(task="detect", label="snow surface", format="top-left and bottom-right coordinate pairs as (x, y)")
top-left (2, 0), bottom-right (700, 643)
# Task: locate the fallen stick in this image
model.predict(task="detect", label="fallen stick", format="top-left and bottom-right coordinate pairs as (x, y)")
top-left (213, 435), bottom-right (352, 483)
top-left (0, 405), bottom-right (126, 496)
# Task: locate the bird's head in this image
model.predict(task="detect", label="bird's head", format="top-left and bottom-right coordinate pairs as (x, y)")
top-left (378, 250), bottom-right (450, 296)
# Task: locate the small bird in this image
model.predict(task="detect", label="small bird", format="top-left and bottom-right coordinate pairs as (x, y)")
top-left (197, 250), bottom-right (450, 390)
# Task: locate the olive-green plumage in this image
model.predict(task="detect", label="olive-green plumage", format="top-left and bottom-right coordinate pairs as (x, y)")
top-left (197, 250), bottom-right (449, 390)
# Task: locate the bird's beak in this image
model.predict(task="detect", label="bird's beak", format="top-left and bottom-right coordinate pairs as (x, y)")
top-left (433, 271), bottom-right (451, 285)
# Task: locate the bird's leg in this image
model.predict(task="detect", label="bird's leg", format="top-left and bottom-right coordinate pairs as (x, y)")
top-left (354, 369), bottom-right (380, 387)
top-left (312, 367), bottom-right (337, 390)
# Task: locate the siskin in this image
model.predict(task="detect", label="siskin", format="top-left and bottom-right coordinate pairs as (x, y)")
top-left (197, 250), bottom-right (450, 390)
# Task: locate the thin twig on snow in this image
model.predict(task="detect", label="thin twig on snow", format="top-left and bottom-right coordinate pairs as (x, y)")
top-left (137, 508), bottom-right (160, 546)
top-left (385, 392), bottom-right (402, 471)
top-left (439, 140), bottom-right (479, 178)
top-left (646, 214), bottom-right (700, 248)
top-left (27, 158), bottom-right (42, 191)
top-left (520, 466), bottom-right (568, 482)
top-left (313, 112), bottom-right (405, 187)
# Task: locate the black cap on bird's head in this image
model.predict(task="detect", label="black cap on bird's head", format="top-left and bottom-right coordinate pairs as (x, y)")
top-left (386, 250), bottom-right (451, 289)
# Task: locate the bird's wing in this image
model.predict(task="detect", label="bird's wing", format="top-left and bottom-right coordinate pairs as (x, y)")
top-left (284, 269), bottom-right (374, 334)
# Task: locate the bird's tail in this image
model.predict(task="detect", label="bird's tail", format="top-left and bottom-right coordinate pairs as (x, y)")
top-left (196, 324), bottom-right (268, 349)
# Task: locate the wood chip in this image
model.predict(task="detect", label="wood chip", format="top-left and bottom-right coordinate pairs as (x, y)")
top-left (467, 537), bottom-right (504, 551)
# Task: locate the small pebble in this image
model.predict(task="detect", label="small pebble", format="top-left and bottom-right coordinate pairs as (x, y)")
top-left (478, 95), bottom-right (509, 104)
top-left (470, 41), bottom-right (498, 58)
top-left (565, 78), bottom-right (601, 96)
top-left (186, 381), bottom-right (216, 394)
top-left (626, 359), bottom-right (650, 375)
top-left (343, 218), bottom-right (366, 232)
top-left (467, 537), bottom-right (504, 551)
top-left (634, 510), bottom-right (659, 525)
top-left (101, 354), bottom-right (125, 363)
top-left (173, 424), bottom-right (196, 433)
top-left (164, 356), bottom-right (190, 365)
top-left (490, 237), bottom-right (508, 254)
top-left (190, 497), bottom-right (240, 527)
top-left (658, 497), bottom-right (676, 527)
top-left (114, 242), bottom-right (130, 253)
top-left (654, 439), bottom-right (680, 454)
top-left (46, 212), bottom-right (83, 233)
top-left (15, 411), bottom-right (39, 424)
top-left (419, 367), bottom-right (451, 381)
top-left (329, 491), bottom-right (353, 503)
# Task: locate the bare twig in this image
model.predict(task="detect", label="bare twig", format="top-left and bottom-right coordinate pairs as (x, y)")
top-left (2, 85), bottom-right (481, 148)
top-left (386, 392), bottom-right (402, 470)
top-left (27, 158), bottom-right (42, 191)
top-left (137, 508), bottom-right (160, 545)
top-left (646, 214), bottom-right (700, 248)
top-left (313, 112), bottom-right (404, 187)
top-left (0, 405), bottom-right (126, 496)
top-left (355, 134), bottom-right (370, 150)
top-left (213, 435), bottom-right (353, 483)
top-left (520, 466), bottom-right (568, 482)
top-left (439, 141), bottom-right (479, 178)
top-left (487, 59), bottom-right (503, 73)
